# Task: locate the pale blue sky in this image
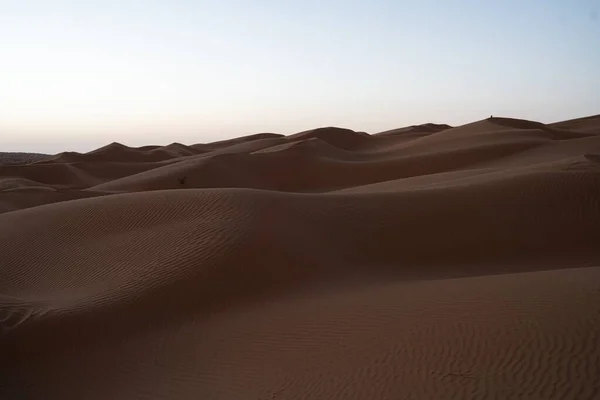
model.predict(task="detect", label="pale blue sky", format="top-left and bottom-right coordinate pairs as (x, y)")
top-left (1, 0), bottom-right (599, 153)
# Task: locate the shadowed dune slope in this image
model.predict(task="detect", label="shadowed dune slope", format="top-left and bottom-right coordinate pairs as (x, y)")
top-left (375, 122), bottom-right (452, 136)
top-left (1, 115), bottom-right (600, 399)
top-left (285, 127), bottom-right (372, 150)
top-left (549, 114), bottom-right (600, 134)
top-left (192, 133), bottom-right (284, 152)
top-left (0, 152), bottom-right (50, 165)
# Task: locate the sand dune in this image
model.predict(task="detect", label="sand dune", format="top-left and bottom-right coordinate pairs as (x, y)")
top-left (550, 114), bottom-right (600, 134)
top-left (39, 142), bottom-right (205, 165)
top-left (375, 122), bottom-right (452, 136)
top-left (0, 152), bottom-right (49, 165)
top-left (1, 115), bottom-right (600, 399)
top-left (192, 132), bottom-right (284, 152)
top-left (285, 127), bottom-right (371, 150)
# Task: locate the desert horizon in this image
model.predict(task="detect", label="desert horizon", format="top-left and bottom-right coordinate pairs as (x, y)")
top-left (2, 113), bottom-right (600, 399)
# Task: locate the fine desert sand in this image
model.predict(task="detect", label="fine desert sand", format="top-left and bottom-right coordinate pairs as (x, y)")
top-left (1, 115), bottom-right (600, 399)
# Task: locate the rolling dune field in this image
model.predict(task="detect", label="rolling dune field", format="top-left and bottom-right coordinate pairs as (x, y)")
top-left (2, 115), bottom-right (600, 399)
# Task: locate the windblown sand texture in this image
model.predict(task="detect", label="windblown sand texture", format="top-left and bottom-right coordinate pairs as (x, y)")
top-left (2, 115), bottom-right (600, 399)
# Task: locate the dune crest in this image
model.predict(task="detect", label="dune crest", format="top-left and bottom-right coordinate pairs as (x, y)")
top-left (2, 115), bottom-right (600, 399)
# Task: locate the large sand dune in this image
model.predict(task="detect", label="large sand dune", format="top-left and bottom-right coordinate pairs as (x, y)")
top-left (1, 115), bottom-right (600, 399)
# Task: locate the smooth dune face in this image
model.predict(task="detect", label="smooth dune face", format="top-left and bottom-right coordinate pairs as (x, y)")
top-left (1, 115), bottom-right (600, 399)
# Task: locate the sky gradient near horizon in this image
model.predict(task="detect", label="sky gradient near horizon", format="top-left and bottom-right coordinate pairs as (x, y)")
top-left (1, 0), bottom-right (599, 153)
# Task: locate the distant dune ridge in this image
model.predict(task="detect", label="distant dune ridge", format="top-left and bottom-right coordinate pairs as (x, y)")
top-left (0, 152), bottom-right (50, 166)
top-left (2, 115), bottom-right (600, 399)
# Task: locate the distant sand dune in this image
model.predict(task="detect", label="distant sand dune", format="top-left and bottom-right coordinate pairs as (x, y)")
top-left (375, 122), bottom-right (452, 136)
top-left (1, 115), bottom-right (600, 399)
top-left (0, 152), bottom-right (50, 165)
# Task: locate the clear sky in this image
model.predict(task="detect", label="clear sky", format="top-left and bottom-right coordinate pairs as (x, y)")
top-left (1, 0), bottom-right (599, 153)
